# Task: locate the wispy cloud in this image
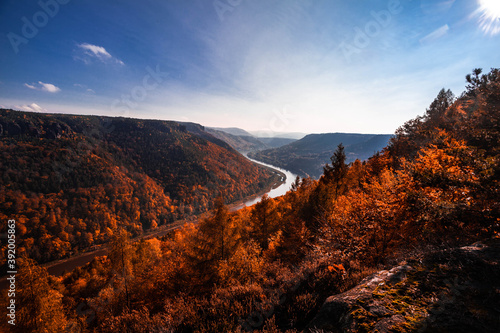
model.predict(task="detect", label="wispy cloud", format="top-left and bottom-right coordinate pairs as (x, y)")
top-left (420, 0), bottom-right (456, 15)
top-left (24, 81), bottom-right (61, 93)
top-left (76, 43), bottom-right (124, 65)
top-left (74, 83), bottom-right (96, 94)
top-left (420, 25), bottom-right (450, 44)
top-left (14, 103), bottom-right (47, 112)
top-left (145, 1), bottom-right (464, 134)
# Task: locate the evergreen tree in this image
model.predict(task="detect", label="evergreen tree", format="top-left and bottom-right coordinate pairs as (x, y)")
top-left (425, 88), bottom-right (454, 123)
top-left (323, 143), bottom-right (348, 200)
top-left (309, 143), bottom-right (348, 231)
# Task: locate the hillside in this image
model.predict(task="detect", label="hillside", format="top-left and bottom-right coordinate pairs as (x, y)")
top-left (206, 127), bottom-right (298, 153)
top-left (250, 130), bottom-right (307, 139)
top-left (0, 110), bottom-right (278, 263)
top-left (1, 68), bottom-right (499, 333)
top-left (258, 137), bottom-right (297, 148)
top-left (249, 133), bottom-right (393, 178)
top-left (209, 127), bottom-right (254, 137)
top-left (205, 128), bottom-right (268, 152)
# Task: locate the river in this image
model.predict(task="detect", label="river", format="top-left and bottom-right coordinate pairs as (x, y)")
top-left (241, 157), bottom-right (298, 206)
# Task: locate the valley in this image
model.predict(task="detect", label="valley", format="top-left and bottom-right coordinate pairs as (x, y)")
top-left (0, 110), bottom-right (281, 265)
top-left (1, 68), bottom-right (499, 332)
top-left (2, 0), bottom-right (499, 330)
top-left (249, 132), bottom-right (393, 178)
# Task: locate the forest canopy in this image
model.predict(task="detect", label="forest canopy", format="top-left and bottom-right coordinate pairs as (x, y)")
top-left (0, 112), bottom-right (278, 263)
top-left (1, 68), bottom-right (499, 332)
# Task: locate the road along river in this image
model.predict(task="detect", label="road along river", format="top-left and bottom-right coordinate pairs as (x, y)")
top-left (0, 158), bottom-right (297, 285)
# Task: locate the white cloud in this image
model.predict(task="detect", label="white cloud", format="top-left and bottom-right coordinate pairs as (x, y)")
top-left (14, 103), bottom-right (47, 113)
top-left (40, 82), bottom-right (61, 93)
top-left (79, 43), bottom-right (112, 59)
top-left (24, 81), bottom-right (61, 93)
top-left (76, 43), bottom-right (124, 65)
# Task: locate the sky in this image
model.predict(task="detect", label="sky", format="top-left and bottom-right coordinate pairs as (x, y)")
top-left (0, 0), bottom-right (499, 135)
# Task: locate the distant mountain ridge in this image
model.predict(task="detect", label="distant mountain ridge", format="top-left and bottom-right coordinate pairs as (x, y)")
top-left (250, 130), bottom-right (307, 140)
top-left (209, 127), bottom-right (254, 137)
top-left (249, 132), bottom-right (393, 178)
top-left (206, 128), bottom-right (268, 152)
top-left (206, 127), bottom-right (298, 153)
top-left (258, 137), bottom-right (297, 148)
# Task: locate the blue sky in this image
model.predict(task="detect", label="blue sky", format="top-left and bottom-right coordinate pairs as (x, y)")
top-left (0, 0), bottom-right (499, 135)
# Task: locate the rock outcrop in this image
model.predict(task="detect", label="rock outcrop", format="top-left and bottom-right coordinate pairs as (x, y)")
top-left (308, 239), bottom-right (500, 332)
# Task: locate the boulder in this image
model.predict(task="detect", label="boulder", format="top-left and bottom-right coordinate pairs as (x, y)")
top-left (307, 265), bottom-right (412, 332)
top-left (307, 239), bottom-right (500, 332)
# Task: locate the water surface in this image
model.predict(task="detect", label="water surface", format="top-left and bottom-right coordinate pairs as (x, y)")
top-left (242, 156), bottom-right (298, 207)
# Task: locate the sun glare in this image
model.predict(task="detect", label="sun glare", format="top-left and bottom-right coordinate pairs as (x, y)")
top-left (478, 0), bottom-right (500, 34)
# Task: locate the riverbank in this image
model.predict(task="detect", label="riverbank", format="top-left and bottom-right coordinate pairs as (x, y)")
top-left (46, 162), bottom-right (285, 274)
top-left (229, 163), bottom-right (287, 211)
top-left (0, 159), bottom-right (293, 288)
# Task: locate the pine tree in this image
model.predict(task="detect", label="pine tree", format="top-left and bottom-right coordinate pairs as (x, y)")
top-left (424, 88), bottom-right (454, 129)
top-left (196, 196), bottom-right (234, 261)
top-left (323, 143), bottom-right (348, 200)
top-left (308, 144), bottom-right (349, 232)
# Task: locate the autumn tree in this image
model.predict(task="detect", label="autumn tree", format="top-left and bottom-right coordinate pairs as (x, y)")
top-left (406, 130), bottom-right (483, 239)
top-left (258, 177), bottom-right (314, 263)
top-left (181, 196), bottom-right (240, 289)
top-left (249, 194), bottom-right (280, 250)
top-left (346, 159), bottom-right (365, 189)
top-left (107, 229), bottom-right (133, 311)
top-left (199, 196), bottom-right (237, 261)
top-left (425, 88), bottom-right (454, 125)
top-left (15, 258), bottom-right (68, 332)
top-left (307, 144), bottom-right (348, 233)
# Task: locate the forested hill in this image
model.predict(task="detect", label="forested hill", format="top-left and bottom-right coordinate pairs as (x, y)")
top-left (0, 110), bottom-right (278, 263)
top-left (2, 69), bottom-right (499, 333)
top-left (205, 127), bottom-right (268, 152)
top-left (249, 132), bottom-right (393, 178)
top-left (206, 127), bottom-right (297, 153)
